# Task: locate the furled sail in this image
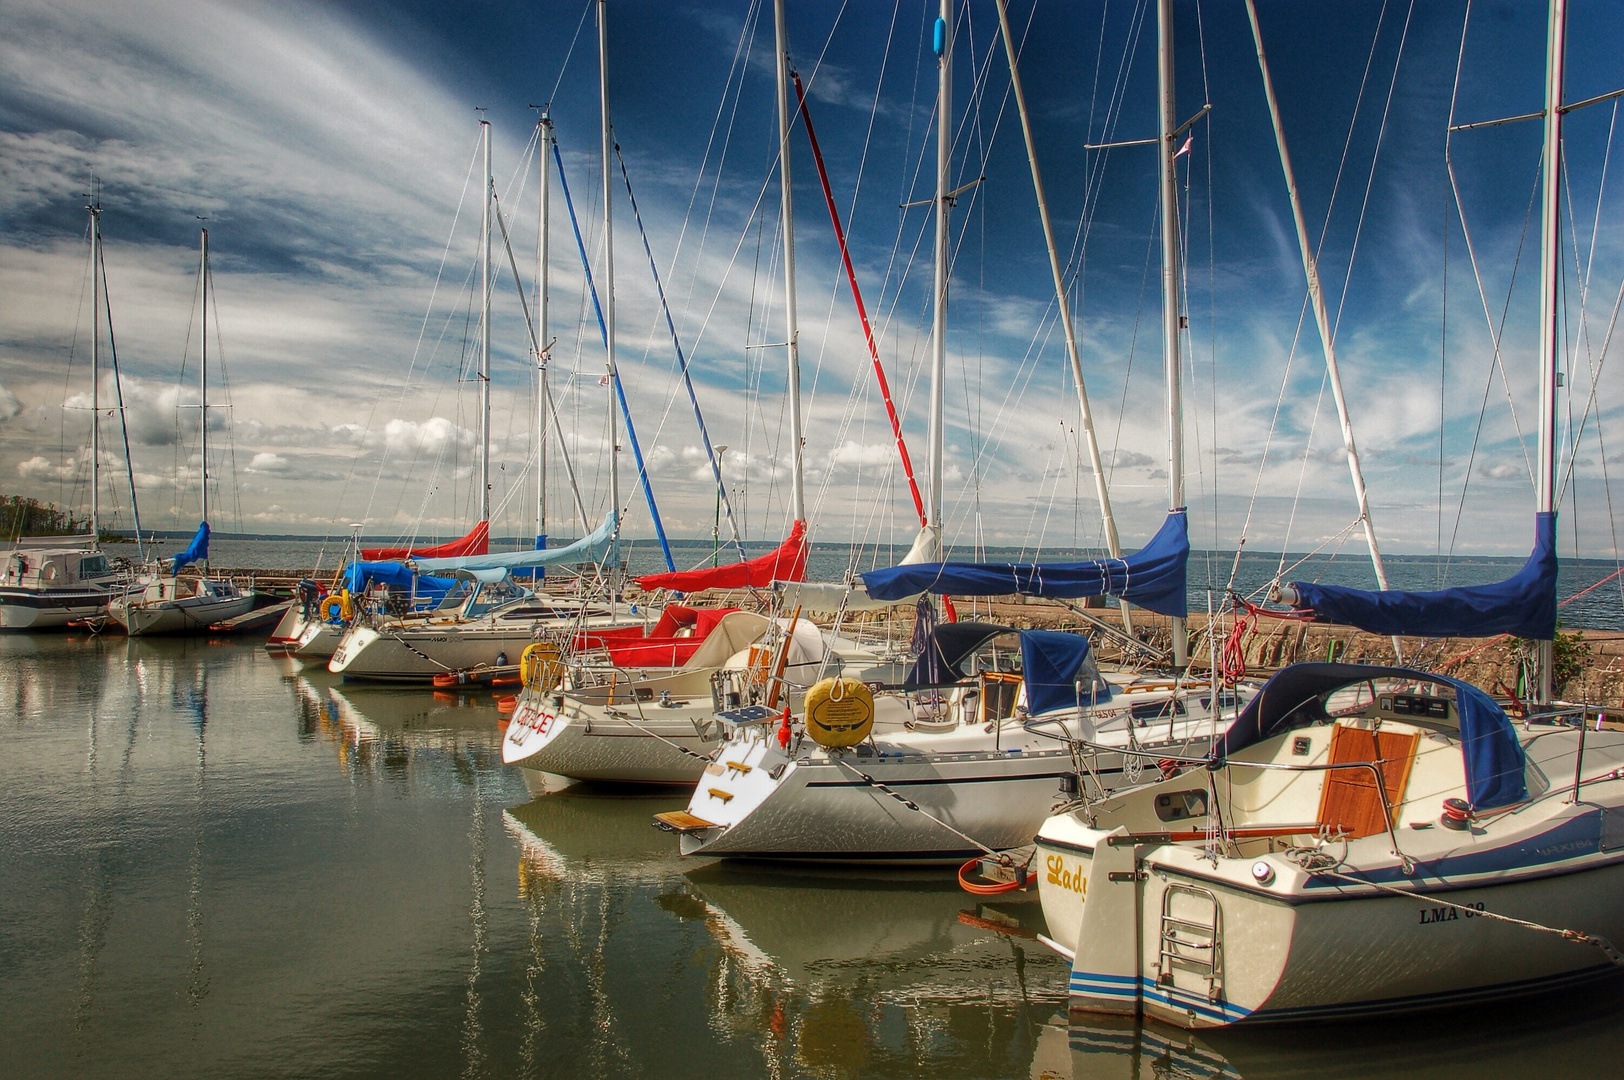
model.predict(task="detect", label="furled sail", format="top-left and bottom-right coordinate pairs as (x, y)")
top-left (409, 513), bottom-right (616, 574)
top-left (1280, 513), bottom-right (1557, 641)
top-left (171, 521), bottom-right (210, 573)
top-left (860, 510), bottom-right (1189, 619)
top-left (362, 519), bottom-right (489, 561)
top-left (635, 520), bottom-right (808, 593)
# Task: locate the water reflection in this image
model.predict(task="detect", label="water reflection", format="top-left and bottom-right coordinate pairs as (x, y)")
top-left (7, 634), bottom-right (1623, 1079)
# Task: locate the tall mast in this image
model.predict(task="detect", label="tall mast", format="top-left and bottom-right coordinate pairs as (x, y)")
top-left (1244, 0), bottom-right (1398, 658)
top-left (479, 117), bottom-right (493, 523)
top-left (1156, 0), bottom-right (1187, 668)
top-left (199, 227), bottom-right (209, 533)
top-left (774, 0), bottom-right (806, 523)
top-left (537, 112), bottom-right (552, 547)
top-left (927, 0), bottom-right (952, 540)
top-left (598, 0), bottom-right (620, 537)
top-left (88, 182), bottom-right (101, 544)
top-left (1535, 0), bottom-right (1567, 704)
top-left (993, 0), bottom-right (1132, 635)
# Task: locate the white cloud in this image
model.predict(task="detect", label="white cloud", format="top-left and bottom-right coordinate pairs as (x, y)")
top-left (246, 452), bottom-right (288, 472)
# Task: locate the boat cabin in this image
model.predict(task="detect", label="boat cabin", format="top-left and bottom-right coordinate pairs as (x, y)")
top-left (2, 548), bottom-right (117, 591)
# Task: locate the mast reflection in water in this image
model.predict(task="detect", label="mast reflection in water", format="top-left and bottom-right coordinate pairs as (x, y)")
top-left (3, 635), bottom-right (1621, 1078)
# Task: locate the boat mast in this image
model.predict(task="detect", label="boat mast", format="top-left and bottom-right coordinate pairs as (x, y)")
top-left (598, 0), bottom-right (621, 544)
top-left (927, 0), bottom-right (952, 545)
top-left (993, 0), bottom-right (1131, 635)
top-left (199, 227), bottom-right (209, 538)
top-left (537, 111), bottom-right (552, 548)
top-left (88, 180), bottom-right (101, 545)
top-left (773, 0), bottom-right (806, 524)
top-left (1244, 0), bottom-right (1398, 659)
top-left (479, 116), bottom-right (493, 524)
top-left (1156, 0), bottom-right (1187, 668)
top-left (1535, 0), bottom-right (1567, 704)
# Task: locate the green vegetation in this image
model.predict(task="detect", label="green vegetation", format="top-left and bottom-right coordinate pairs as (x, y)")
top-left (2, 495), bottom-right (89, 539)
top-left (1513, 628), bottom-right (1592, 698)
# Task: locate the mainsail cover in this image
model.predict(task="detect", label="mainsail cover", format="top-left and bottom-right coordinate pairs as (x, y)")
top-left (636, 520), bottom-right (808, 593)
top-left (362, 520), bottom-right (489, 561)
top-left (171, 521), bottom-right (209, 573)
top-left (1286, 513), bottom-right (1557, 640)
top-left (860, 510), bottom-right (1190, 619)
top-left (409, 513), bottom-right (617, 574)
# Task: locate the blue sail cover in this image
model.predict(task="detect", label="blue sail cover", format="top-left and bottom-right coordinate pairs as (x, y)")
top-left (409, 513), bottom-right (617, 574)
top-left (1020, 629), bottom-right (1110, 714)
top-left (339, 560), bottom-right (455, 601)
top-left (1288, 513), bottom-right (1557, 640)
top-left (1215, 663), bottom-right (1527, 810)
top-left (171, 521), bottom-right (209, 573)
top-left (860, 510), bottom-right (1189, 618)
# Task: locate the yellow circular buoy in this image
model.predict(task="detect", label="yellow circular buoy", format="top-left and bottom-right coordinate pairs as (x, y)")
top-left (803, 677), bottom-right (874, 747)
top-left (520, 641), bottom-right (564, 693)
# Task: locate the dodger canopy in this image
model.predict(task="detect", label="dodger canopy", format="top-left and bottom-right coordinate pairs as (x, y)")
top-left (1213, 662), bottom-right (1527, 810)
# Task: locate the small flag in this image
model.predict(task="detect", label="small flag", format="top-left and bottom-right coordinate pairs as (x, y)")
top-left (1174, 132), bottom-right (1193, 159)
top-left (597, 373), bottom-right (611, 387)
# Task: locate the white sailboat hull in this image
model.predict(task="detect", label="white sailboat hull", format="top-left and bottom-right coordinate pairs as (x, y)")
top-left (0, 587), bottom-right (110, 629)
top-left (110, 592), bottom-right (255, 636)
top-left (328, 623), bottom-right (546, 682)
top-left (503, 695), bottom-right (718, 784)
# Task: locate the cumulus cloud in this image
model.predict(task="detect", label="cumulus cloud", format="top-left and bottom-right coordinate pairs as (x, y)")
top-left (0, 382), bottom-right (21, 421)
top-left (246, 452), bottom-right (288, 472)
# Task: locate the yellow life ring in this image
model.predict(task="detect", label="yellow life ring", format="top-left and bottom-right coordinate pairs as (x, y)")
top-left (520, 641), bottom-right (563, 693)
top-left (803, 677), bottom-right (875, 747)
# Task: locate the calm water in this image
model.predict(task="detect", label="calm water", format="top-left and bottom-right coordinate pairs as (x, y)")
top-left (105, 536), bottom-right (1624, 630)
top-left (3, 635), bottom-right (1623, 1078)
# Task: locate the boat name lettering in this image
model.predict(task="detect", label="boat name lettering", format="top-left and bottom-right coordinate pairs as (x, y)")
top-left (1419, 902), bottom-right (1484, 924)
top-left (1533, 838), bottom-right (1594, 859)
top-left (1046, 854), bottom-right (1087, 897)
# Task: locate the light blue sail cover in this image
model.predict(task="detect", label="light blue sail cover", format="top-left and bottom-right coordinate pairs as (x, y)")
top-left (171, 521), bottom-right (210, 573)
top-left (1289, 513), bottom-right (1557, 640)
top-left (409, 513), bottom-right (617, 575)
top-left (860, 510), bottom-right (1189, 618)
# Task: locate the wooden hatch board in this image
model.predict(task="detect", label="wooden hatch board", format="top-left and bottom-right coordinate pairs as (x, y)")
top-left (653, 810), bottom-right (718, 833)
top-left (1316, 723), bottom-right (1421, 840)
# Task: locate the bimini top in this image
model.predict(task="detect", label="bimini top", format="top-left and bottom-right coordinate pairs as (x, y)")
top-left (409, 512), bottom-right (617, 575)
top-left (1285, 513), bottom-right (1557, 641)
top-left (860, 509), bottom-right (1189, 618)
top-left (1213, 662), bottom-right (1527, 810)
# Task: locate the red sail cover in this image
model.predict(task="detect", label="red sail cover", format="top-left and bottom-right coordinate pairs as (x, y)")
top-left (362, 520), bottom-right (489, 561)
top-left (636, 520), bottom-right (808, 592)
top-left (574, 604), bottom-right (742, 667)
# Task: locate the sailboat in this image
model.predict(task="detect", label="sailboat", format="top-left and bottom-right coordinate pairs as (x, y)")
top-left (0, 186), bottom-right (139, 629)
top-left (108, 229), bottom-right (254, 636)
top-left (1033, 0), bottom-right (1624, 1028)
top-left (657, 1), bottom-right (1256, 862)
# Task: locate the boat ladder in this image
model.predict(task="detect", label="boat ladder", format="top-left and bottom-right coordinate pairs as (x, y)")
top-left (1156, 882), bottom-right (1223, 1004)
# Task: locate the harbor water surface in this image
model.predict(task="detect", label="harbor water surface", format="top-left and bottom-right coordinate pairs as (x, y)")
top-left (4, 632), bottom-right (1623, 1078)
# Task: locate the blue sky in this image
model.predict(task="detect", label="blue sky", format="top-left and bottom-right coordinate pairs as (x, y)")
top-left (1, 0), bottom-right (1621, 571)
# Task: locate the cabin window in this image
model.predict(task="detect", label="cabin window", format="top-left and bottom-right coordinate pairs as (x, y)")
top-left (1130, 699), bottom-right (1185, 723)
top-left (79, 556), bottom-right (109, 576)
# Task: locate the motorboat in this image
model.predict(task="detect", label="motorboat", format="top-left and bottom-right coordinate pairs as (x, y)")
top-left (658, 625), bottom-right (1252, 863)
top-left (1035, 662), bottom-right (1624, 1027)
top-left (0, 540), bottom-right (125, 629)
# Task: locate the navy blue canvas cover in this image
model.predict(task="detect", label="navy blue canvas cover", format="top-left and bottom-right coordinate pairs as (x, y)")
top-left (171, 521), bottom-right (209, 573)
top-left (902, 623), bottom-right (1014, 688)
top-left (1214, 663), bottom-right (1527, 810)
top-left (1020, 630), bottom-right (1108, 714)
top-left (1288, 513), bottom-right (1557, 640)
top-left (860, 510), bottom-right (1189, 618)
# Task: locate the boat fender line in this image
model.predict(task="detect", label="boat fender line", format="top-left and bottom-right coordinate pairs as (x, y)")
top-left (1307, 864), bottom-right (1624, 968)
top-left (829, 754), bottom-right (1001, 858)
top-left (602, 707), bottom-right (716, 764)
